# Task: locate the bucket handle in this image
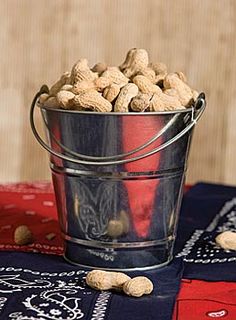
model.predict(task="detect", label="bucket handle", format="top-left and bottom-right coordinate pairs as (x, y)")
top-left (41, 106), bottom-right (181, 161)
top-left (30, 85), bottom-right (206, 166)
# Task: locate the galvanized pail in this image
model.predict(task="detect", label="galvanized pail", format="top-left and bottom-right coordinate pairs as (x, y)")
top-left (30, 85), bottom-right (206, 270)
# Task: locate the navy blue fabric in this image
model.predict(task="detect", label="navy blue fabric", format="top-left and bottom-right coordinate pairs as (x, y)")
top-left (0, 251), bottom-right (183, 320)
top-left (175, 182), bottom-right (236, 281)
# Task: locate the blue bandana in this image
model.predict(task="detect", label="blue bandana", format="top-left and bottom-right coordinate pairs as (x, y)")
top-left (175, 182), bottom-right (236, 281)
top-left (0, 251), bottom-right (183, 320)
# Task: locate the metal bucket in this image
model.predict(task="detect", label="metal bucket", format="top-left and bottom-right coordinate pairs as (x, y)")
top-left (30, 85), bottom-right (206, 270)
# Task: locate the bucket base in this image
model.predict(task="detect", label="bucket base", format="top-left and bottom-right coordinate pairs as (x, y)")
top-left (63, 254), bottom-right (173, 271)
top-left (63, 239), bottom-right (174, 271)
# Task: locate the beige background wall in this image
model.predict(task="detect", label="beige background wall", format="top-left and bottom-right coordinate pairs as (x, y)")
top-left (0, 0), bottom-right (236, 184)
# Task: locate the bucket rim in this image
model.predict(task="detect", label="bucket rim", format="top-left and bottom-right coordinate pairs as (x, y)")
top-left (38, 104), bottom-right (193, 116)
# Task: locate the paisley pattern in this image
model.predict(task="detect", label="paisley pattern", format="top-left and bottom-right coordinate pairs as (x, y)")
top-left (0, 266), bottom-right (110, 320)
top-left (176, 198), bottom-right (236, 265)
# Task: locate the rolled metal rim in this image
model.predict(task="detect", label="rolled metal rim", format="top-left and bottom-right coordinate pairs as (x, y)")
top-left (40, 103), bottom-right (192, 116)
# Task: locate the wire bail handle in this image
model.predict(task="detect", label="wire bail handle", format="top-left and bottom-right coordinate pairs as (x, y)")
top-left (30, 85), bottom-right (206, 166)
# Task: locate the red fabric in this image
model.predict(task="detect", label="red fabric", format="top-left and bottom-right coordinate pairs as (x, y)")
top-left (0, 182), bottom-right (63, 255)
top-left (172, 183), bottom-right (236, 319)
top-left (173, 279), bottom-right (236, 319)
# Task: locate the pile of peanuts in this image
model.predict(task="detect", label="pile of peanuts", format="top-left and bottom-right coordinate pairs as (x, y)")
top-left (86, 269), bottom-right (153, 298)
top-left (38, 48), bottom-right (199, 112)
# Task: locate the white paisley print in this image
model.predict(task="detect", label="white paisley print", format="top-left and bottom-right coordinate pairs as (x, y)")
top-left (0, 267), bottom-right (110, 320)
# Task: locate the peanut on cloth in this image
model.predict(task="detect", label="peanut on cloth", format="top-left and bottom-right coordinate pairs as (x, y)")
top-left (86, 270), bottom-right (131, 291)
top-left (38, 48), bottom-right (199, 112)
top-left (215, 231), bottom-right (236, 250)
top-left (14, 225), bottom-right (33, 245)
top-left (123, 276), bottom-right (154, 297)
top-left (86, 270), bottom-right (154, 298)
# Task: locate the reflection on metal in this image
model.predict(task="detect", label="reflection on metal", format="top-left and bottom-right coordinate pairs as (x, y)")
top-left (31, 86), bottom-right (206, 270)
top-left (74, 181), bottom-right (117, 240)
